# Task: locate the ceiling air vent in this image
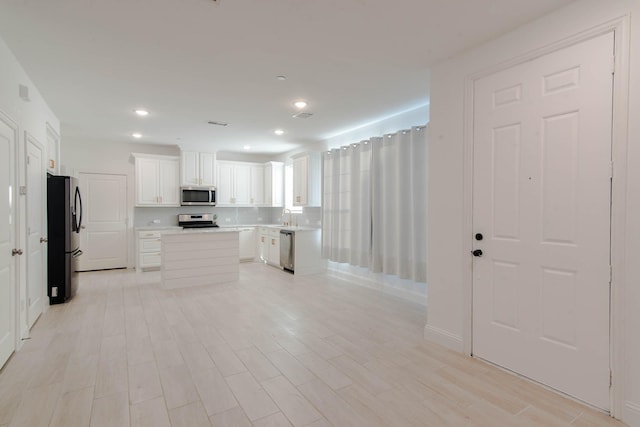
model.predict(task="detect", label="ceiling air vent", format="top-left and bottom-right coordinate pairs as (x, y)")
top-left (292, 112), bottom-right (313, 119)
top-left (207, 120), bottom-right (229, 127)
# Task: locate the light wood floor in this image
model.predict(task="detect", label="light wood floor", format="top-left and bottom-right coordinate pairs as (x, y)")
top-left (0, 263), bottom-right (627, 427)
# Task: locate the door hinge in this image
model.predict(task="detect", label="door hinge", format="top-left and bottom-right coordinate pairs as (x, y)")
top-left (611, 55), bottom-right (616, 75)
top-left (610, 370), bottom-right (613, 387)
top-left (610, 264), bottom-right (613, 284)
top-left (19, 186), bottom-right (27, 195)
top-left (610, 161), bottom-right (614, 179)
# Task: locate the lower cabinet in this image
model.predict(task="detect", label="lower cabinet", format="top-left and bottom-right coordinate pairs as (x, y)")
top-left (238, 227), bottom-right (256, 262)
top-left (137, 230), bottom-right (162, 271)
top-left (259, 227), bottom-right (280, 266)
top-left (268, 230), bottom-right (280, 266)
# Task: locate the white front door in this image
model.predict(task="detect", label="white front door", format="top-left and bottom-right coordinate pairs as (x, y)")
top-left (26, 134), bottom-right (46, 328)
top-left (472, 33), bottom-right (614, 409)
top-left (0, 113), bottom-right (17, 368)
top-left (77, 173), bottom-right (127, 271)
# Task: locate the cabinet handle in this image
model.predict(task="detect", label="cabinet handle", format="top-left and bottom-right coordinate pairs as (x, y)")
top-left (271, 239), bottom-right (275, 245)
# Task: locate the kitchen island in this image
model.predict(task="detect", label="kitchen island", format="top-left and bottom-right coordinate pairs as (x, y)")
top-left (160, 228), bottom-right (240, 289)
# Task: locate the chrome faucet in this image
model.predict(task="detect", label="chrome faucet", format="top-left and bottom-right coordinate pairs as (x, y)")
top-left (282, 208), bottom-right (292, 226)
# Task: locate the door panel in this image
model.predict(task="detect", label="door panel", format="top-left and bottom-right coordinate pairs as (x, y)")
top-left (472, 33), bottom-right (614, 409)
top-left (78, 173), bottom-right (127, 271)
top-left (0, 114), bottom-right (16, 368)
top-left (26, 135), bottom-right (45, 328)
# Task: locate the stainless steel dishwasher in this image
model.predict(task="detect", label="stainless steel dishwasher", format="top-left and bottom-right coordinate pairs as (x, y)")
top-left (279, 230), bottom-right (295, 273)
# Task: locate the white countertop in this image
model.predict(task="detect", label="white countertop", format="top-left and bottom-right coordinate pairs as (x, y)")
top-left (137, 224), bottom-right (321, 232)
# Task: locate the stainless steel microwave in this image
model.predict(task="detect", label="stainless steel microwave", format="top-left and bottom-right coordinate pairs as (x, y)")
top-left (181, 186), bottom-right (216, 206)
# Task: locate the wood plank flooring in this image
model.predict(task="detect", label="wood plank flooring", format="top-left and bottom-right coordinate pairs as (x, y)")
top-left (0, 263), bottom-right (627, 426)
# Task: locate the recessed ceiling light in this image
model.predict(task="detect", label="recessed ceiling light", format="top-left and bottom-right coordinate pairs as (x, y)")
top-left (274, 129), bottom-right (284, 136)
top-left (134, 109), bottom-right (149, 116)
top-left (293, 100), bottom-right (307, 109)
top-left (132, 133), bottom-right (142, 139)
top-left (243, 145), bottom-right (251, 150)
top-left (276, 75), bottom-right (287, 81)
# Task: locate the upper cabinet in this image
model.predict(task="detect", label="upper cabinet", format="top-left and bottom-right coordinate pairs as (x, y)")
top-left (133, 153), bottom-right (180, 207)
top-left (250, 164), bottom-right (265, 206)
top-left (216, 160), bottom-right (281, 207)
top-left (181, 151), bottom-right (216, 186)
top-left (216, 161), bottom-right (257, 206)
top-left (46, 123), bottom-right (60, 174)
top-left (264, 162), bottom-right (284, 207)
top-left (292, 152), bottom-right (321, 207)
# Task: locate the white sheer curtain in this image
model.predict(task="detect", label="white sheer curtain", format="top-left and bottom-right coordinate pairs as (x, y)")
top-left (322, 125), bottom-right (428, 282)
top-left (322, 142), bottom-right (371, 266)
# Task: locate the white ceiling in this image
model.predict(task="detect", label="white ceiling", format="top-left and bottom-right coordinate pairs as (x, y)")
top-left (0, 0), bottom-right (575, 154)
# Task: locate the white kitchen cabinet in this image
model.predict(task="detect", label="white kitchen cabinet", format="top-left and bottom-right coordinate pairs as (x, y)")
top-left (250, 164), bottom-right (265, 205)
top-left (258, 229), bottom-right (267, 262)
top-left (134, 154), bottom-right (180, 207)
top-left (217, 161), bottom-right (263, 206)
top-left (258, 227), bottom-right (280, 265)
top-left (234, 164), bottom-right (251, 205)
top-left (292, 152), bottom-right (321, 207)
top-left (238, 227), bottom-right (256, 262)
top-left (216, 162), bottom-right (234, 205)
top-left (181, 151), bottom-right (216, 186)
top-left (137, 230), bottom-right (162, 271)
top-left (267, 228), bottom-right (281, 266)
top-left (264, 162), bottom-right (284, 207)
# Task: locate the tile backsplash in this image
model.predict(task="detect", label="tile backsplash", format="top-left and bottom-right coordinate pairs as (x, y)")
top-left (134, 206), bottom-right (323, 228)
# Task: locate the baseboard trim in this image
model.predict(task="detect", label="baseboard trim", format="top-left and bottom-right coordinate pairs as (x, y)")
top-left (424, 324), bottom-right (464, 352)
top-left (325, 266), bottom-right (426, 306)
top-left (623, 401), bottom-right (640, 426)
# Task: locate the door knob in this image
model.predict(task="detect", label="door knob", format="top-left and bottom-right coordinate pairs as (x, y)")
top-left (40, 237), bottom-right (48, 243)
top-left (475, 233), bottom-right (483, 241)
top-left (472, 249), bottom-right (483, 257)
top-left (12, 248), bottom-right (23, 256)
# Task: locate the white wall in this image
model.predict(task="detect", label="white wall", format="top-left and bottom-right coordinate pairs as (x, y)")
top-left (61, 138), bottom-right (179, 268)
top-left (0, 36), bottom-right (60, 341)
top-left (322, 104), bottom-right (430, 149)
top-left (426, 0), bottom-right (640, 424)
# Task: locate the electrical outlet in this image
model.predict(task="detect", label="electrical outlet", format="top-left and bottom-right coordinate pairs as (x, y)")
top-left (152, 219), bottom-right (160, 224)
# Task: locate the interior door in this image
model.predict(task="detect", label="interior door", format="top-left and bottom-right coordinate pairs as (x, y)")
top-left (472, 33), bottom-right (614, 409)
top-left (0, 113), bottom-right (17, 368)
top-left (26, 134), bottom-right (46, 328)
top-left (77, 173), bottom-right (127, 271)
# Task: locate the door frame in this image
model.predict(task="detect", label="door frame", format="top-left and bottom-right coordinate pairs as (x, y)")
top-left (461, 16), bottom-right (630, 417)
top-left (24, 132), bottom-right (47, 329)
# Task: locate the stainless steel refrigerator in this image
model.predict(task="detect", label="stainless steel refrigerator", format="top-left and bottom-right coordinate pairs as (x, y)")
top-left (47, 174), bottom-right (83, 304)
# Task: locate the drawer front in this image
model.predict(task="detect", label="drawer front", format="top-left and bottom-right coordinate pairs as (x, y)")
top-left (139, 231), bottom-right (161, 239)
top-left (140, 252), bottom-right (161, 268)
top-left (268, 228), bottom-right (280, 238)
top-left (140, 239), bottom-right (161, 252)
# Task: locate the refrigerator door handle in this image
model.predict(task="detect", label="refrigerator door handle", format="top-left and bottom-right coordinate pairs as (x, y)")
top-left (75, 186), bottom-right (83, 233)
